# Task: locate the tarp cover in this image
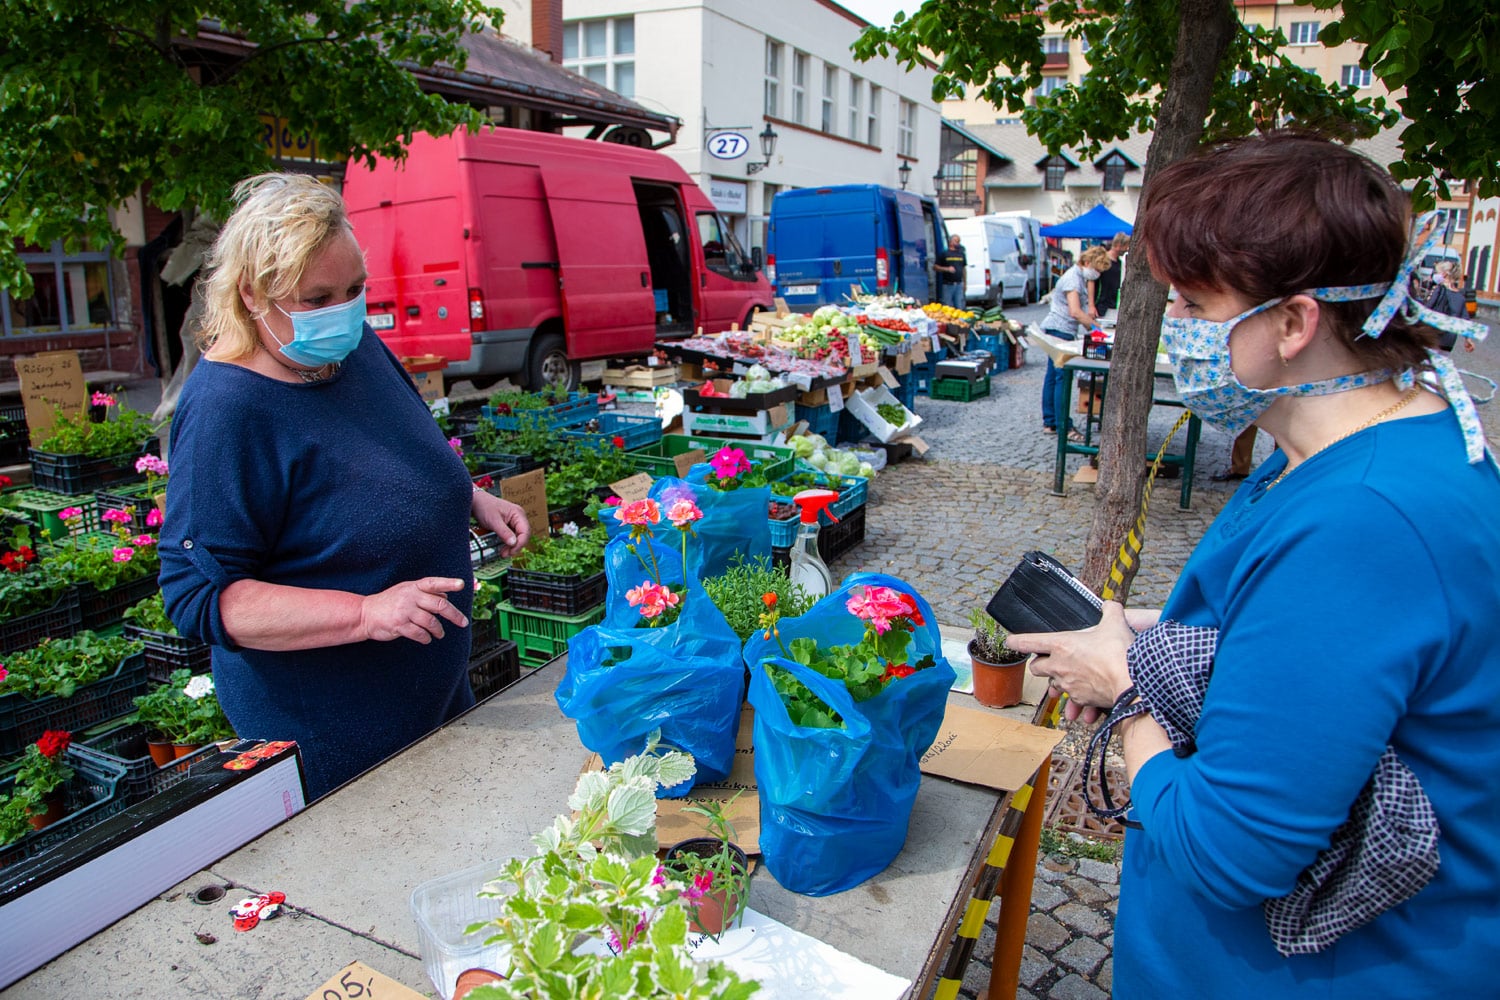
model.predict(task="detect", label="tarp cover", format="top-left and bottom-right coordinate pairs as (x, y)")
top-left (1039, 203), bottom-right (1134, 239)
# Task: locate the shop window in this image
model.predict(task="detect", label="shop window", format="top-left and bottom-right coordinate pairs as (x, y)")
top-left (3, 241), bottom-right (114, 337)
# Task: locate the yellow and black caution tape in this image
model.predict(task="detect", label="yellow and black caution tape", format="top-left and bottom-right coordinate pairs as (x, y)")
top-left (1100, 411), bottom-right (1192, 603)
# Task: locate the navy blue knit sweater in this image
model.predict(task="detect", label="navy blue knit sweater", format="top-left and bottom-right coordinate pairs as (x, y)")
top-left (159, 329), bottom-right (474, 799)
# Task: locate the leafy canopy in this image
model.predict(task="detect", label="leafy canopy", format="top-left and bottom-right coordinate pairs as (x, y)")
top-left (0, 0), bottom-right (492, 295)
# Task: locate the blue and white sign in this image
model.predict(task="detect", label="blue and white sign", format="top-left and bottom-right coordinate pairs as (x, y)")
top-left (706, 131), bottom-right (750, 161)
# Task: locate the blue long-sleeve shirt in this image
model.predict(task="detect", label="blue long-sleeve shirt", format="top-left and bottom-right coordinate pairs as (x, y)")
top-left (158, 330), bottom-right (475, 799)
top-left (1116, 409), bottom-right (1500, 996)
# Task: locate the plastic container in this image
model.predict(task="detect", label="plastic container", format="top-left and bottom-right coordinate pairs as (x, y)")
top-left (76, 722), bottom-right (222, 806)
top-left (480, 392), bottom-right (598, 432)
top-left (559, 412), bottom-right (663, 452)
top-left (93, 482), bottom-right (159, 534)
top-left (0, 587), bottom-right (82, 655)
top-left (498, 601), bottom-right (605, 667)
top-left (410, 858), bottom-right (519, 1000)
top-left (124, 625), bottom-right (213, 684)
top-left (845, 385), bottom-right (923, 443)
top-left (4, 487), bottom-right (100, 537)
top-left (931, 376), bottom-right (992, 402)
top-left (506, 569), bottom-right (606, 616)
top-left (28, 438), bottom-right (160, 496)
top-left (469, 641), bottom-right (520, 702)
top-left (78, 574), bottom-right (161, 631)
top-left (0, 651), bottom-right (149, 756)
top-left (0, 746), bottom-right (129, 868)
top-left (820, 504), bottom-right (867, 563)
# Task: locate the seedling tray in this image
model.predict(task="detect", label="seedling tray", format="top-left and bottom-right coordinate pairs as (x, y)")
top-left (94, 481), bottom-right (159, 534)
top-left (76, 722), bottom-right (221, 807)
top-left (4, 487), bottom-right (99, 537)
top-left (78, 574), bottom-right (162, 631)
top-left (481, 393), bottom-right (598, 432)
top-left (0, 747), bottom-right (128, 868)
top-left (28, 438), bottom-right (160, 496)
top-left (559, 412), bottom-right (663, 452)
top-left (0, 652), bottom-right (149, 756)
top-left (0, 588), bottom-right (82, 655)
top-left (123, 625), bottom-right (212, 684)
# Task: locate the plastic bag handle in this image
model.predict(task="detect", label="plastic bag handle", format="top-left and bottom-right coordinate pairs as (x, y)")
top-left (755, 655), bottom-right (872, 740)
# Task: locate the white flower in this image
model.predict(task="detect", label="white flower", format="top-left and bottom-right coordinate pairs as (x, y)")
top-left (183, 674), bottom-right (216, 700)
top-left (560, 522), bottom-right (580, 536)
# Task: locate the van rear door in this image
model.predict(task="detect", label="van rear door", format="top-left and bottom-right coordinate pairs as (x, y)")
top-left (894, 194), bottom-right (931, 301)
top-left (539, 169), bottom-right (656, 359)
top-left (352, 195), bottom-right (473, 363)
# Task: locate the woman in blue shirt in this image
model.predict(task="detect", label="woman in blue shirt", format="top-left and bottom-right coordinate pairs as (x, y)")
top-left (1009, 134), bottom-right (1500, 996)
top-left (159, 174), bottom-right (530, 800)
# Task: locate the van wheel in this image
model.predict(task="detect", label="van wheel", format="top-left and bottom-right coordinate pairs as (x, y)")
top-left (525, 333), bottom-right (577, 392)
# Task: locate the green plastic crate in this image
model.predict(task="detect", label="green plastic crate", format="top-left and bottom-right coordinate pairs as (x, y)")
top-left (4, 486), bottom-right (99, 537)
top-left (624, 434), bottom-right (731, 478)
top-left (497, 601), bottom-right (605, 667)
top-left (930, 376), bottom-right (991, 402)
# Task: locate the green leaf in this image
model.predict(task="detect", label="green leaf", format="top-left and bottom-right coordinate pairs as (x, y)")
top-left (605, 784), bottom-right (657, 838)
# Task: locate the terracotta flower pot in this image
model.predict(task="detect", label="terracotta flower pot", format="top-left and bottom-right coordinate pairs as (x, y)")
top-left (970, 640), bottom-right (1029, 709)
top-left (452, 968), bottom-right (506, 1000)
top-left (147, 737), bottom-right (204, 766)
top-left (663, 837), bottom-right (751, 937)
top-left (27, 792), bottom-right (67, 832)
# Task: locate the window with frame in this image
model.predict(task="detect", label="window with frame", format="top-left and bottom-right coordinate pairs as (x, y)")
top-left (562, 17), bottom-right (635, 98)
top-left (1044, 156), bottom-right (1068, 192)
top-left (1042, 35), bottom-right (1068, 53)
top-left (936, 130), bottom-right (979, 207)
top-left (821, 64), bottom-right (838, 134)
top-left (4, 239), bottom-right (115, 336)
top-left (697, 212), bottom-right (748, 277)
top-left (1341, 65), bottom-right (1372, 88)
top-left (764, 40), bottom-right (781, 118)
top-left (867, 84), bottom-right (881, 146)
top-left (897, 98), bottom-right (916, 158)
top-left (848, 75), bottom-right (863, 140)
top-left (1289, 21), bottom-right (1319, 45)
top-left (1100, 153), bottom-right (1126, 192)
top-left (1450, 208), bottom-right (1470, 232)
top-left (792, 51), bottom-right (809, 124)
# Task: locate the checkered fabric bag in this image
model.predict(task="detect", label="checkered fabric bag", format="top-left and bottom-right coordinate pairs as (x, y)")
top-left (1083, 620), bottom-right (1441, 956)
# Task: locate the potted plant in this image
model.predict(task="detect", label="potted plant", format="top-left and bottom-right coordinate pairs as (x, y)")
top-left (968, 608), bottom-right (1029, 709)
top-left (46, 507), bottom-right (161, 629)
top-left (0, 524), bottom-right (77, 653)
top-left (130, 669), bottom-right (236, 766)
top-left (660, 795), bottom-right (753, 940)
top-left (702, 555), bottom-right (815, 643)
top-left (28, 393), bottom-right (161, 495)
top-left (0, 630), bottom-right (144, 702)
top-left (0, 730), bottom-right (76, 839)
top-left (454, 736), bottom-right (759, 999)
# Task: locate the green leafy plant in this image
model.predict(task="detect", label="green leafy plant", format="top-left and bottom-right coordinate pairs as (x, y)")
top-left (471, 575), bottom-right (506, 623)
top-left (702, 447), bottom-right (772, 492)
top-left (123, 592), bottom-right (178, 635)
top-left (661, 794), bottom-right (753, 943)
top-left (0, 730), bottom-right (75, 847)
top-left (0, 631), bottom-right (143, 700)
top-left (131, 669), bottom-right (235, 745)
top-left (548, 460), bottom-right (605, 510)
top-left (485, 386), bottom-right (572, 412)
top-left (875, 402), bottom-right (908, 428)
top-left (468, 735), bottom-right (758, 999)
top-left (34, 396), bottom-right (159, 459)
top-left (44, 520), bottom-right (159, 592)
top-left (970, 609), bottom-right (1026, 665)
top-left (513, 525), bottom-right (607, 578)
top-left (0, 524), bottom-right (69, 620)
top-left (702, 555), bottom-right (814, 641)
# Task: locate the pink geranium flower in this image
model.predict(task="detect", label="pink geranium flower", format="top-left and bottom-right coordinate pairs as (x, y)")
top-left (709, 447), bottom-right (751, 480)
top-left (616, 498), bottom-right (661, 526)
top-left (111, 547), bottom-right (134, 563)
top-left (102, 508), bottom-right (133, 525)
top-left (135, 455), bottom-right (169, 476)
top-left (145, 508), bottom-right (164, 528)
top-left (58, 507), bottom-right (83, 522)
top-left (447, 436), bottom-right (464, 456)
top-left (845, 585), bottom-right (911, 635)
top-left (91, 391), bottom-right (116, 407)
top-left (133, 535), bottom-right (157, 547)
top-left (666, 499), bottom-right (703, 528)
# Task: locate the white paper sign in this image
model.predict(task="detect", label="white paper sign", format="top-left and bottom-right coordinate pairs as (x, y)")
top-left (827, 383), bottom-right (845, 413)
top-left (930, 334), bottom-right (941, 353)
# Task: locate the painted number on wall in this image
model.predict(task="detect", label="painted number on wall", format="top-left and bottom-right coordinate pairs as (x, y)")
top-left (706, 132), bottom-right (750, 160)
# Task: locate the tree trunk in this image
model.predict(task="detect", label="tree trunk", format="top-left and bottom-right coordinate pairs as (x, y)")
top-left (1081, 0), bottom-right (1237, 598)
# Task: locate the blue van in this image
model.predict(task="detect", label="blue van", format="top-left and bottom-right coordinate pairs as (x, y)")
top-left (766, 184), bottom-right (947, 309)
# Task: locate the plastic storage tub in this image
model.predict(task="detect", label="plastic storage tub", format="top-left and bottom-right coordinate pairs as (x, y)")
top-left (410, 858), bottom-right (518, 999)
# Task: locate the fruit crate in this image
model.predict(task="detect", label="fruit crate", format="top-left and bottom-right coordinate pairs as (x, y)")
top-left (0, 746), bottom-right (129, 868)
top-left (506, 569), bottom-right (607, 616)
top-left (94, 481), bottom-right (160, 534)
top-left (497, 601), bottom-right (605, 668)
top-left (0, 587), bottom-right (82, 655)
top-left (0, 651), bottom-right (149, 756)
top-left (4, 486), bottom-right (100, 537)
top-left (469, 640), bottom-right (521, 702)
top-left (123, 625), bottom-right (212, 684)
top-left (930, 376), bottom-right (992, 402)
top-left (78, 573), bottom-right (162, 631)
top-left (480, 392), bottom-right (598, 432)
top-left (28, 438), bottom-right (160, 496)
top-left (75, 721), bottom-right (222, 807)
top-left (559, 412), bottom-right (663, 452)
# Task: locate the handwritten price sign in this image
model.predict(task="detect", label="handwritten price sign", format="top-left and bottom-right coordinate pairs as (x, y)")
top-left (304, 961), bottom-right (426, 1000)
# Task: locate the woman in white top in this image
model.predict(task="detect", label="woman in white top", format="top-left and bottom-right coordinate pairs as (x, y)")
top-left (1041, 244), bottom-right (1113, 439)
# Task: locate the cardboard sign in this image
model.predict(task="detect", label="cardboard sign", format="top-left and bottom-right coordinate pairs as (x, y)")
top-left (909, 337), bottom-right (928, 365)
top-left (826, 382), bottom-right (845, 413)
top-left (407, 368), bottom-right (444, 403)
top-left (918, 704), bottom-right (1063, 793)
top-left (878, 366), bottom-right (900, 389)
top-left (498, 467), bottom-right (548, 551)
top-left (894, 350), bottom-right (912, 375)
top-left (304, 961), bottom-right (427, 1000)
top-left (773, 297), bottom-right (790, 317)
top-left (16, 351), bottom-right (87, 442)
top-left (610, 473), bottom-right (654, 504)
top-left (905, 434), bottom-right (931, 456)
top-left (672, 448), bottom-right (706, 478)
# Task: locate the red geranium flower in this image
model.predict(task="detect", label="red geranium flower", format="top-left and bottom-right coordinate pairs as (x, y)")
top-left (882, 663), bottom-right (916, 683)
top-left (611, 435), bottom-right (626, 449)
top-left (897, 591), bottom-right (925, 626)
top-left (36, 729), bottom-right (71, 759)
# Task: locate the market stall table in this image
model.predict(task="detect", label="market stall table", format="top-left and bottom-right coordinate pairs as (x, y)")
top-left (6, 656), bottom-right (1046, 1000)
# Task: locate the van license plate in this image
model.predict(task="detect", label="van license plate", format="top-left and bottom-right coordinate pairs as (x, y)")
top-left (367, 313), bottom-right (395, 330)
top-left (784, 284), bottom-right (819, 296)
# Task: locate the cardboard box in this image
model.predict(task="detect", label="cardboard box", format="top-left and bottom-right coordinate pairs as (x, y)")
top-left (845, 385), bottom-right (922, 443)
top-left (682, 403), bottom-right (791, 438)
top-left (604, 365), bottom-right (679, 389)
top-left (917, 705), bottom-right (1063, 792)
top-left (408, 368), bottom-right (444, 403)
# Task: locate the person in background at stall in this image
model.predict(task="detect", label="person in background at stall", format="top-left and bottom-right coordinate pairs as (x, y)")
top-left (1041, 244), bottom-right (1113, 441)
top-left (1424, 262), bottom-right (1478, 352)
top-left (936, 234), bottom-right (967, 310)
top-left (158, 174), bottom-right (530, 800)
top-left (1010, 132), bottom-right (1499, 998)
top-left (1088, 232), bottom-right (1131, 323)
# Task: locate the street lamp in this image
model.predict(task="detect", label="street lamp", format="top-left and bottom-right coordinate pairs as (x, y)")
top-left (747, 123), bottom-right (778, 175)
top-left (898, 160), bottom-right (912, 189)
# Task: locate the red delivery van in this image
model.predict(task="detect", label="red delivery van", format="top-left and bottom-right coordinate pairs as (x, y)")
top-left (343, 127), bottom-right (774, 389)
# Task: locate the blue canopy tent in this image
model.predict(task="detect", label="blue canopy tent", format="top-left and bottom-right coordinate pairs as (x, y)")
top-left (1039, 204), bottom-right (1134, 239)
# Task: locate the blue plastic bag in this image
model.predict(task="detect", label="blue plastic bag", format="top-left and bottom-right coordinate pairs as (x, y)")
top-left (597, 475), bottom-right (770, 581)
top-left (743, 573), bottom-right (955, 895)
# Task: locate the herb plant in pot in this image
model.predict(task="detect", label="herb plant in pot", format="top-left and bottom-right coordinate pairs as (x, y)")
top-left (131, 669), bottom-right (236, 766)
top-left (969, 608), bottom-right (1029, 708)
top-left (661, 795), bottom-right (753, 940)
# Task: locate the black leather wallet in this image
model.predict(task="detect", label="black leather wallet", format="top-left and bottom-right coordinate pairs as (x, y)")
top-left (986, 551), bottom-right (1104, 634)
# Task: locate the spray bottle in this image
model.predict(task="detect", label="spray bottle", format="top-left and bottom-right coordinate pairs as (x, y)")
top-left (789, 489), bottom-right (840, 599)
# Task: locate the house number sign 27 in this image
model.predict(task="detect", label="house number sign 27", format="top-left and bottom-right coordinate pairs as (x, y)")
top-left (706, 132), bottom-right (750, 160)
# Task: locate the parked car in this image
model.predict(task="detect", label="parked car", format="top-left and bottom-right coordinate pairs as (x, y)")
top-left (946, 215), bottom-right (1028, 306)
top-left (766, 184), bottom-right (946, 309)
top-left (990, 212), bottom-right (1053, 304)
top-left (342, 127), bottom-right (773, 389)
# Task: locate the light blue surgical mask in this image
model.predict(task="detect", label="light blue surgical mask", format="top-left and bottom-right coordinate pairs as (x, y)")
top-left (264, 289), bottom-right (367, 367)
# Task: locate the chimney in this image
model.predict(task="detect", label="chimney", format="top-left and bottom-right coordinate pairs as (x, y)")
top-left (533, 0), bottom-right (564, 64)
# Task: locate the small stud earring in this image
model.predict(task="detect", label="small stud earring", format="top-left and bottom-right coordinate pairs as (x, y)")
top-left (1278, 350), bottom-right (1290, 367)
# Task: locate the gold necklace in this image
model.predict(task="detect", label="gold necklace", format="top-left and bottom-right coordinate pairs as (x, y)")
top-left (1266, 385), bottom-right (1422, 490)
top-left (260, 343), bottom-right (339, 383)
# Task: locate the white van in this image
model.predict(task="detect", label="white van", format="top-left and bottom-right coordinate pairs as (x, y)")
top-left (992, 212), bottom-right (1052, 304)
top-left (946, 216), bottom-right (1028, 306)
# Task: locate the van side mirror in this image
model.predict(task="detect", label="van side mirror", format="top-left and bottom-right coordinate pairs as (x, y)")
top-left (751, 246), bottom-right (764, 268)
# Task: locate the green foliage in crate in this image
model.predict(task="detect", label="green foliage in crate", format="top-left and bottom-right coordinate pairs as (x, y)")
top-left (123, 592), bottom-right (178, 636)
top-left (130, 669), bottom-right (234, 745)
top-left (0, 731), bottom-right (75, 847)
top-left (0, 524), bottom-right (70, 619)
top-left (0, 631), bottom-right (143, 700)
top-left (471, 575), bottom-right (506, 624)
top-left (702, 554), bottom-right (815, 641)
top-left (484, 386), bottom-right (572, 411)
top-left (33, 401), bottom-right (159, 459)
top-left (45, 521), bottom-right (160, 591)
top-left (512, 524), bottom-right (607, 578)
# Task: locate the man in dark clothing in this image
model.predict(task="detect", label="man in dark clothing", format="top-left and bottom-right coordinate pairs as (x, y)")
top-left (1090, 232), bottom-right (1131, 319)
top-left (936, 235), bottom-right (967, 309)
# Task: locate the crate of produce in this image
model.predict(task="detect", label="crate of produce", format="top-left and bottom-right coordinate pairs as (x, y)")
top-left (480, 392), bottom-right (598, 432)
top-left (846, 385), bottom-right (923, 443)
top-left (768, 498), bottom-right (800, 549)
top-left (75, 721), bottom-right (222, 807)
top-left (0, 745), bottom-right (129, 868)
top-left (796, 401), bottom-right (840, 443)
top-left (123, 625), bottom-right (212, 684)
top-left (559, 412), bottom-right (663, 452)
top-left (497, 601), bottom-right (605, 668)
top-left (78, 573), bottom-right (162, 632)
top-left (623, 434), bottom-right (729, 478)
top-left (506, 569), bottom-right (607, 617)
top-left (5, 487), bottom-right (100, 537)
top-left (930, 376), bottom-right (992, 402)
top-left (469, 640), bottom-right (521, 702)
top-left (821, 504), bottom-right (867, 563)
top-left (0, 588), bottom-right (82, 656)
top-left (0, 651), bottom-right (149, 757)
top-left (773, 464), bottom-right (868, 522)
top-left (28, 438), bottom-right (161, 496)
top-left (682, 380), bottom-right (798, 414)
top-left (93, 481), bottom-right (160, 534)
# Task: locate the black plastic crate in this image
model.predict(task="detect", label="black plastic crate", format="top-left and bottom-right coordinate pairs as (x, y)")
top-left (506, 569), bottom-right (606, 616)
top-left (470, 614), bottom-right (502, 658)
top-left (0, 746), bottom-right (129, 867)
top-left (78, 574), bottom-right (161, 631)
top-left (76, 721), bottom-right (223, 807)
top-left (123, 625), bottom-right (213, 684)
top-left (94, 482), bottom-right (159, 534)
top-left (0, 652), bottom-right (149, 756)
top-left (821, 504), bottom-right (867, 563)
top-left (0, 587), bottom-right (82, 655)
top-left (469, 640), bottom-right (521, 702)
top-left (28, 438), bottom-right (161, 496)
top-left (546, 503), bottom-right (591, 536)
